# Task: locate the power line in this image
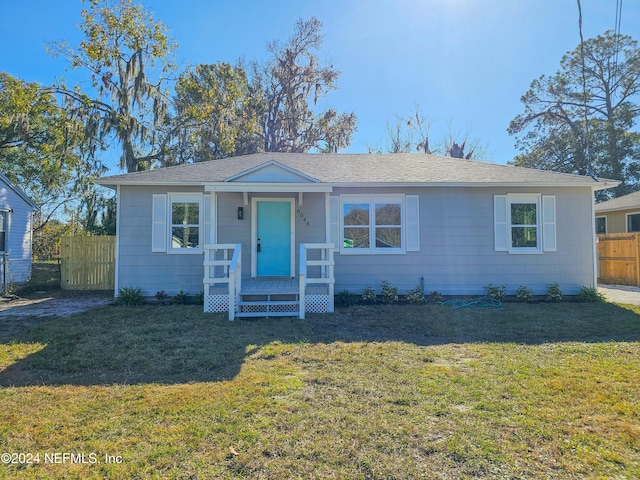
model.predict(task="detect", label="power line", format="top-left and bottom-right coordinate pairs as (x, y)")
top-left (576, 0), bottom-right (593, 177)
top-left (613, 0), bottom-right (623, 83)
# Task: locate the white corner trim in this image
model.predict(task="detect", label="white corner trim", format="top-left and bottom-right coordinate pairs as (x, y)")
top-left (114, 185), bottom-right (121, 297)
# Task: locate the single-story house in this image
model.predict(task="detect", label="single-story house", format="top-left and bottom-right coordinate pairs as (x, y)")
top-left (595, 190), bottom-right (640, 234)
top-left (0, 172), bottom-right (37, 285)
top-left (96, 153), bottom-right (617, 318)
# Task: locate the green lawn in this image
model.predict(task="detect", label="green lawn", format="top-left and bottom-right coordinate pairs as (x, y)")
top-left (0, 301), bottom-right (639, 478)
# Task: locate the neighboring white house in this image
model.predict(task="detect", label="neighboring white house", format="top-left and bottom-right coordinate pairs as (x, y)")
top-left (96, 153), bottom-right (617, 318)
top-left (0, 172), bottom-right (37, 285)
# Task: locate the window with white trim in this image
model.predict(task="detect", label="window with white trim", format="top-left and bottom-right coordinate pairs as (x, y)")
top-left (494, 194), bottom-right (556, 254)
top-left (510, 197), bottom-right (539, 250)
top-left (627, 213), bottom-right (640, 233)
top-left (168, 194), bottom-right (202, 253)
top-left (0, 211), bottom-right (7, 252)
top-left (340, 195), bottom-right (405, 254)
top-left (595, 216), bottom-right (607, 234)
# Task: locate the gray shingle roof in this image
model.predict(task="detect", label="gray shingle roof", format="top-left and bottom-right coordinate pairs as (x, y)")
top-left (96, 153), bottom-right (617, 190)
top-left (595, 190), bottom-right (640, 212)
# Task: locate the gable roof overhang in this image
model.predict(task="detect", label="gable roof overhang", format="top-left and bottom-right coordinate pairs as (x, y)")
top-left (595, 191), bottom-right (640, 213)
top-left (0, 172), bottom-right (37, 210)
top-left (95, 153), bottom-right (620, 192)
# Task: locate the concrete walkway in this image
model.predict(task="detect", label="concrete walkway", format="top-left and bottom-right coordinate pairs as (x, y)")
top-left (597, 284), bottom-right (640, 305)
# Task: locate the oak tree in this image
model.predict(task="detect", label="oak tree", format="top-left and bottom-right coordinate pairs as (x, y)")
top-left (0, 72), bottom-right (105, 229)
top-left (167, 63), bottom-right (262, 163)
top-left (48, 0), bottom-right (177, 172)
top-left (254, 18), bottom-right (357, 153)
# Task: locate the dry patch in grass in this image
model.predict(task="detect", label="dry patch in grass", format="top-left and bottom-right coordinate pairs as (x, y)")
top-left (0, 301), bottom-right (639, 478)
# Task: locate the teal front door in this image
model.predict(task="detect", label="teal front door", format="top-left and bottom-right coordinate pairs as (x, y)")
top-left (256, 201), bottom-right (291, 277)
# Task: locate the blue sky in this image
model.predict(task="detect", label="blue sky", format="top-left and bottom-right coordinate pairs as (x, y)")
top-left (1, 0), bottom-right (638, 171)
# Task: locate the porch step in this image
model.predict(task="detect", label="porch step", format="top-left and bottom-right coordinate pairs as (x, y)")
top-left (235, 289), bottom-right (300, 317)
top-left (240, 287), bottom-right (299, 295)
top-left (237, 300), bottom-right (299, 307)
top-left (235, 310), bottom-right (300, 318)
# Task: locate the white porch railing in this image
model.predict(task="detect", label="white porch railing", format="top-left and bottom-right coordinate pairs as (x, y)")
top-left (204, 242), bottom-right (334, 319)
top-left (203, 243), bottom-right (242, 320)
top-left (299, 243), bottom-right (335, 319)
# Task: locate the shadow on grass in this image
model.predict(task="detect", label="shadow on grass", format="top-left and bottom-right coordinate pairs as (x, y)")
top-left (1, 301), bottom-right (639, 387)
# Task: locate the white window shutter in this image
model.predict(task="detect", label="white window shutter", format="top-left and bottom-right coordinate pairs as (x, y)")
top-left (152, 194), bottom-right (167, 252)
top-left (542, 195), bottom-right (557, 251)
top-left (406, 195), bottom-right (420, 252)
top-left (329, 196), bottom-right (339, 248)
top-left (494, 195), bottom-right (508, 251)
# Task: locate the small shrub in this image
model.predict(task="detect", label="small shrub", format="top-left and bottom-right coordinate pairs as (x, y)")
top-left (515, 285), bottom-right (533, 302)
top-left (576, 286), bottom-right (606, 303)
top-left (361, 286), bottom-right (377, 305)
top-left (172, 290), bottom-right (189, 305)
top-left (335, 290), bottom-right (358, 308)
top-left (406, 286), bottom-right (425, 304)
top-left (156, 290), bottom-right (168, 304)
top-left (381, 280), bottom-right (398, 304)
top-left (485, 284), bottom-right (506, 301)
top-left (426, 291), bottom-right (443, 303)
top-left (117, 286), bottom-right (145, 306)
top-left (193, 290), bottom-right (205, 305)
top-left (546, 282), bottom-right (563, 302)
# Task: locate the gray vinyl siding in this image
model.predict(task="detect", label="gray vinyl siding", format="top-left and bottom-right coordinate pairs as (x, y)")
top-left (216, 191), bottom-right (327, 280)
top-left (118, 185), bottom-right (206, 296)
top-left (118, 184), bottom-right (596, 298)
top-left (0, 179), bottom-right (34, 284)
top-left (117, 187), bottom-right (328, 296)
top-left (332, 186), bottom-right (595, 296)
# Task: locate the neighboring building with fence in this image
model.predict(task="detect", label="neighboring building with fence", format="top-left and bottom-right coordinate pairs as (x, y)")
top-left (595, 190), bottom-right (640, 234)
top-left (0, 172), bottom-right (37, 288)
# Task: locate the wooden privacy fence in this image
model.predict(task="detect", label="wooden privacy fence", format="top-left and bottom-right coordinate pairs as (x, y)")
top-left (597, 233), bottom-right (640, 287)
top-left (60, 236), bottom-right (116, 290)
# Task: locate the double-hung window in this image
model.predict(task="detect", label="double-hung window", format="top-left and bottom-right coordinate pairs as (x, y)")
top-left (168, 194), bottom-right (202, 253)
top-left (494, 193), bottom-right (556, 254)
top-left (341, 195), bottom-right (404, 254)
top-left (152, 193), bottom-right (207, 254)
top-left (509, 195), bottom-right (540, 251)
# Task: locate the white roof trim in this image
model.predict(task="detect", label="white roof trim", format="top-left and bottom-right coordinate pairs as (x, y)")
top-left (0, 172), bottom-right (37, 209)
top-left (205, 182), bottom-right (332, 193)
top-left (331, 180), bottom-right (617, 191)
top-left (224, 160), bottom-right (320, 183)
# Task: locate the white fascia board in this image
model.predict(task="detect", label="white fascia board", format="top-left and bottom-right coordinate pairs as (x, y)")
top-left (205, 182), bottom-right (332, 193)
top-left (94, 180), bottom-right (204, 189)
top-left (331, 181), bottom-right (618, 191)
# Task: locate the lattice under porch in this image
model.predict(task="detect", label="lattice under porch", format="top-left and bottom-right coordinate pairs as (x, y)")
top-left (205, 277), bottom-right (332, 318)
top-left (203, 243), bottom-right (335, 319)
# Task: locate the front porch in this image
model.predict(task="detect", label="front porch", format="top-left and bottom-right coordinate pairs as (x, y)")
top-left (203, 243), bottom-right (335, 319)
